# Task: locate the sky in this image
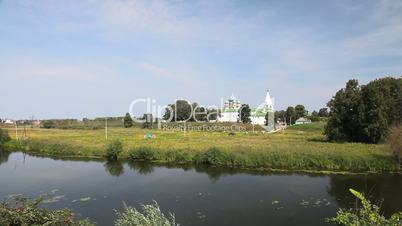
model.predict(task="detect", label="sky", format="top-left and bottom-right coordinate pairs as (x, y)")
top-left (1, 0), bottom-right (401, 119)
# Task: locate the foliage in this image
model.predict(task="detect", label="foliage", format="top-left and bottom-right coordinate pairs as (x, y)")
top-left (275, 110), bottom-right (286, 123)
top-left (115, 201), bottom-right (178, 226)
top-left (285, 106), bottom-right (296, 125)
top-left (0, 128), bottom-right (11, 148)
top-left (318, 108), bottom-right (329, 117)
top-left (123, 113), bottom-right (133, 128)
top-left (328, 188), bottom-right (402, 226)
top-left (295, 104), bottom-right (307, 119)
top-left (142, 114), bottom-right (153, 129)
top-left (201, 147), bottom-right (228, 165)
top-left (128, 147), bottom-right (157, 161)
top-left (387, 125), bottom-right (402, 162)
top-left (0, 196), bottom-right (94, 226)
top-left (105, 140), bottom-right (124, 160)
top-left (309, 111), bottom-right (320, 122)
top-left (163, 100), bottom-right (219, 122)
top-left (326, 77), bottom-right (402, 144)
top-left (42, 120), bottom-right (56, 129)
top-left (239, 104), bottom-right (251, 123)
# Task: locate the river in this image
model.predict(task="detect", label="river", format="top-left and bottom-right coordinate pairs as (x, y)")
top-left (0, 152), bottom-right (401, 226)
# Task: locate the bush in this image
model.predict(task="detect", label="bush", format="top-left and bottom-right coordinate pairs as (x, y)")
top-left (387, 125), bottom-right (402, 163)
top-left (0, 196), bottom-right (94, 226)
top-left (105, 140), bottom-right (124, 160)
top-left (0, 128), bottom-right (11, 148)
top-left (115, 201), bottom-right (178, 226)
top-left (128, 147), bottom-right (157, 161)
top-left (328, 189), bottom-right (402, 226)
top-left (202, 147), bottom-right (228, 165)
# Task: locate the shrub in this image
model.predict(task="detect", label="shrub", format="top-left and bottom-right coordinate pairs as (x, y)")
top-left (202, 147), bottom-right (228, 165)
top-left (387, 125), bottom-right (402, 163)
top-left (128, 147), bottom-right (157, 161)
top-left (115, 201), bottom-right (178, 226)
top-left (105, 140), bottom-right (124, 160)
top-left (328, 188), bottom-right (402, 226)
top-left (0, 196), bottom-right (94, 226)
top-left (0, 128), bottom-right (11, 148)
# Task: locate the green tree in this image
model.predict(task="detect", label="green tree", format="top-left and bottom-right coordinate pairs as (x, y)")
top-left (309, 110), bottom-right (320, 122)
top-left (295, 104), bottom-right (307, 119)
top-left (142, 114), bottom-right (153, 129)
top-left (123, 113), bottom-right (133, 128)
top-left (239, 104), bottom-right (251, 123)
top-left (285, 106), bottom-right (296, 125)
top-left (326, 77), bottom-right (402, 143)
top-left (325, 79), bottom-right (365, 142)
top-left (318, 108), bottom-right (329, 117)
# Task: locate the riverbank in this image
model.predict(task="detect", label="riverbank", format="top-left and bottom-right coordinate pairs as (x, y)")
top-left (1, 122), bottom-right (400, 172)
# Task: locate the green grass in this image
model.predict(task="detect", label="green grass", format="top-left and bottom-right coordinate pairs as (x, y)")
top-left (2, 122), bottom-right (400, 172)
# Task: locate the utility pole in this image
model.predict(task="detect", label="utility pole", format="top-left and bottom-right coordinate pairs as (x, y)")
top-left (105, 117), bottom-right (108, 140)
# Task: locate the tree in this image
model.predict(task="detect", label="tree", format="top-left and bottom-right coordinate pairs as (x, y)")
top-left (309, 110), bottom-right (320, 122)
top-left (325, 79), bottom-right (365, 142)
top-left (325, 77), bottom-right (402, 143)
top-left (142, 114), bottom-right (153, 129)
top-left (239, 104), bottom-right (251, 123)
top-left (123, 113), bottom-right (133, 128)
top-left (285, 106), bottom-right (296, 125)
top-left (295, 104), bottom-right (307, 119)
top-left (318, 108), bottom-right (329, 117)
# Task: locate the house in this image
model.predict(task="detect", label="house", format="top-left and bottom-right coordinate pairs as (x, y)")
top-left (295, 117), bottom-right (311, 125)
top-left (4, 119), bottom-right (15, 124)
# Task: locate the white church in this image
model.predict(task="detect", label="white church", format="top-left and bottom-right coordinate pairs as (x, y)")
top-left (218, 90), bottom-right (275, 129)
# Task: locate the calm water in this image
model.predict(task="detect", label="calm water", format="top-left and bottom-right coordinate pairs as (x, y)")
top-left (0, 152), bottom-right (401, 226)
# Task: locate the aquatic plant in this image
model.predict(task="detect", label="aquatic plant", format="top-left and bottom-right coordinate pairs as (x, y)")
top-left (0, 195), bottom-right (94, 226)
top-left (105, 139), bottom-right (123, 160)
top-left (115, 201), bottom-right (178, 226)
top-left (328, 188), bottom-right (402, 226)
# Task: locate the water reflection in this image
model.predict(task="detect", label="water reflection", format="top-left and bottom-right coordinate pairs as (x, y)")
top-left (0, 151), bottom-right (11, 166)
top-left (327, 174), bottom-right (402, 215)
top-left (104, 161), bottom-right (124, 177)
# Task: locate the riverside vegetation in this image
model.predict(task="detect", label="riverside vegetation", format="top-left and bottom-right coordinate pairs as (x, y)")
top-left (1, 122), bottom-right (400, 172)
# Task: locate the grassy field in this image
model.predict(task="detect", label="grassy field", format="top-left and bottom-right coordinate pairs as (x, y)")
top-left (2, 122), bottom-right (400, 172)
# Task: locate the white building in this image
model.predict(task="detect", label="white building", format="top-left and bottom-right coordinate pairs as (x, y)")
top-left (250, 90), bottom-right (274, 126)
top-left (217, 93), bottom-right (241, 122)
top-left (295, 117), bottom-right (311, 125)
top-left (217, 90), bottom-right (275, 131)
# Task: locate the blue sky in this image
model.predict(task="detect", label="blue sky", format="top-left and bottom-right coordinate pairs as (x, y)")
top-left (1, 0), bottom-right (401, 119)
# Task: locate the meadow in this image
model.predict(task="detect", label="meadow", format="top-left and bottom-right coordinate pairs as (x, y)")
top-left (2, 122), bottom-right (399, 173)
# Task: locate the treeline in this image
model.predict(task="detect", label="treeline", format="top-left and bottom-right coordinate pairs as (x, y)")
top-left (41, 117), bottom-right (126, 129)
top-left (275, 105), bottom-right (329, 125)
top-left (163, 100), bottom-right (219, 122)
top-left (325, 77), bottom-right (402, 144)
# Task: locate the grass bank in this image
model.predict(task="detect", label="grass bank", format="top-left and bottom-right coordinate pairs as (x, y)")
top-left (2, 122), bottom-right (400, 172)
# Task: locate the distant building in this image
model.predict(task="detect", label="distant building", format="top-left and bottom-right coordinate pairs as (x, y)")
top-left (250, 90), bottom-right (274, 126)
top-left (217, 93), bottom-right (242, 122)
top-left (217, 90), bottom-right (275, 131)
top-left (4, 119), bottom-right (15, 124)
top-left (295, 117), bottom-right (311, 125)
